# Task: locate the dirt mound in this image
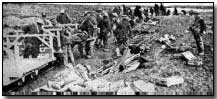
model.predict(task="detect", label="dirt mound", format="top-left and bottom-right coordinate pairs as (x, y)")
top-left (3, 16), bottom-right (21, 26)
top-left (3, 16), bottom-right (39, 27)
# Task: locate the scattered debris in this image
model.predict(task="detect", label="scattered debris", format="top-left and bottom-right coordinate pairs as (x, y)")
top-left (133, 80), bottom-right (155, 93)
top-left (109, 80), bottom-right (125, 92)
top-left (123, 60), bottom-right (140, 73)
top-left (187, 57), bottom-right (203, 66)
top-left (158, 34), bottom-right (176, 45)
top-left (158, 76), bottom-right (184, 87)
top-left (117, 82), bottom-right (135, 95)
top-left (67, 84), bottom-right (88, 92)
top-left (85, 78), bottom-right (110, 92)
top-left (182, 51), bottom-right (196, 61)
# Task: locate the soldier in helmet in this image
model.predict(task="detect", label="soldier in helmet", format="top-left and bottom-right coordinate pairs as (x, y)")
top-left (189, 13), bottom-right (206, 55)
top-left (114, 15), bottom-right (131, 56)
top-left (60, 27), bottom-right (76, 66)
top-left (79, 11), bottom-right (98, 59)
top-left (97, 12), bottom-right (111, 52)
top-left (41, 12), bottom-right (52, 26)
top-left (56, 9), bottom-right (71, 24)
top-left (22, 19), bottom-right (44, 58)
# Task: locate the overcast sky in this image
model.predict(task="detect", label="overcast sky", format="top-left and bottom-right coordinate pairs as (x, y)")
top-left (45, 3), bottom-right (213, 6)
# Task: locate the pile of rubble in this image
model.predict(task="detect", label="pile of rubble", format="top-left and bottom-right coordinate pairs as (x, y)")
top-left (33, 44), bottom-right (186, 94)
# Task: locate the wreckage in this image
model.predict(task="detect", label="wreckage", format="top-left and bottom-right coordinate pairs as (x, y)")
top-left (30, 19), bottom-right (190, 94)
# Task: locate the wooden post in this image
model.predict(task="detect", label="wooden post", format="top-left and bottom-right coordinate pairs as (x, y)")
top-left (57, 30), bottom-right (61, 52)
top-left (49, 35), bottom-right (54, 60)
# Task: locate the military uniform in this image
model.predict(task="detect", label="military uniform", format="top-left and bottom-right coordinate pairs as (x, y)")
top-left (56, 13), bottom-right (71, 24)
top-left (42, 12), bottom-right (52, 26)
top-left (80, 13), bottom-right (98, 58)
top-left (190, 15), bottom-right (206, 55)
top-left (56, 10), bottom-right (77, 65)
top-left (115, 17), bottom-right (131, 46)
top-left (98, 15), bottom-right (111, 51)
top-left (60, 29), bottom-right (76, 65)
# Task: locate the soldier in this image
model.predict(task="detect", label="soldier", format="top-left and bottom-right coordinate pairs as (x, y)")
top-left (126, 7), bottom-right (133, 17)
top-left (22, 19), bottom-right (44, 58)
top-left (113, 6), bottom-right (121, 15)
top-left (143, 8), bottom-right (149, 18)
top-left (166, 9), bottom-right (171, 16)
top-left (189, 13), bottom-right (206, 55)
top-left (150, 7), bottom-right (154, 16)
top-left (98, 12), bottom-right (111, 52)
top-left (80, 11), bottom-right (98, 59)
top-left (96, 8), bottom-right (103, 23)
top-left (154, 4), bottom-right (159, 16)
top-left (114, 15), bottom-right (131, 56)
top-left (173, 7), bottom-right (178, 15)
top-left (41, 12), bottom-right (52, 26)
top-left (60, 27), bottom-right (76, 66)
top-left (56, 9), bottom-right (76, 66)
top-left (159, 3), bottom-right (166, 16)
top-left (134, 6), bottom-right (143, 21)
top-left (56, 9), bottom-right (71, 24)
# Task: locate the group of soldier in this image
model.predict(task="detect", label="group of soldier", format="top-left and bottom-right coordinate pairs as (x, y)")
top-left (21, 4), bottom-right (207, 66)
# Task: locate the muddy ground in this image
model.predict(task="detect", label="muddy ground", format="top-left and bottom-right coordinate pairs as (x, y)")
top-left (3, 4), bottom-right (214, 95)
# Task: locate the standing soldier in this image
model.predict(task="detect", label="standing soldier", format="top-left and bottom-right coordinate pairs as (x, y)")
top-left (60, 28), bottom-right (76, 66)
top-left (56, 9), bottom-right (71, 24)
top-left (150, 7), bottom-right (154, 16)
top-left (114, 15), bottom-right (131, 56)
top-left (98, 12), bottom-right (111, 52)
top-left (96, 8), bottom-right (103, 23)
top-left (41, 12), bottom-right (52, 26)
top-left (113, 6), bottom-right (121, 16)
top-left (173, 7), bottom-right (178, 15)
top-left (154, 4), bottom-right (159, 16)
top-left (80, 11), bottom-right (98, 59)
top-left (166, 9), bottom-right (171, 16)
top-left (134, 5), bottom-right (143, 22)
top-left (189, 13), bottom-right (206, 55)
top-left (56, 9), bottom-right (75, 66)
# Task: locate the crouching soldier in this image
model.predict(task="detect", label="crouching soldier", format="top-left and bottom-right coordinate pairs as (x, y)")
top-left (114, 15), bottom-right (131, 57)
top-left (22, 19), bottom-right (44, 58)
top-left (189, 13), bottom-right (206, 55)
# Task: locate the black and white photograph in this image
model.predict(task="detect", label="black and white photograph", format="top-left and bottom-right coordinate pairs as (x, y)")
top-left (2, 2), bottom-right (214, 95)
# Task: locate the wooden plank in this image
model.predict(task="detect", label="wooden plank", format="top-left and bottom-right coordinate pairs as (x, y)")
top-left (49, 35), bottom-right (54, 59)
top-left (57, 30), bottom-right (61, 48)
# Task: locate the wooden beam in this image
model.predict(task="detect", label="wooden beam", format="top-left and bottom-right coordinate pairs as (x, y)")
top-left (36, 36), bottom-right (51, 48)
top-left (4, 34), bottom-right (53, 38)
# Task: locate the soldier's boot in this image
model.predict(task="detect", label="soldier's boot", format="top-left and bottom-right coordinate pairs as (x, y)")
top-left (199, 41), bottom-right (204, 56)
top-left (197, 36), bottom-right (204, 55)
top-left (78, 43), bottom-right (85, 58)
top-left (103, 35), bottom-right (109, 52)
top-left (62, 46), bottom-right (68, 66)
top-left (86, 45), bottom-right (95, 59)
top-left (85, 43), bottom-right (92, 59)
top-left (87, 39), bottom-right (96, 59)
top-left (68, 45), bottom-right (76, 66)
